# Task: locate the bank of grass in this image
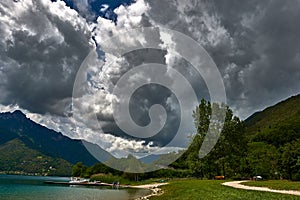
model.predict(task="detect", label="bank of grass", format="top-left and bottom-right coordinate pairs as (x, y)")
top-left (150, 179), bottom-right (300, 200)
top-left (242, 180), bottom-right (300, 191)
top-left (90, 173), bottom-right (164, 186)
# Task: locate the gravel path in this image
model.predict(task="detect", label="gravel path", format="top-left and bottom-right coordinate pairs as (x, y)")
top-left (222, 180), bottom-right (300, 196)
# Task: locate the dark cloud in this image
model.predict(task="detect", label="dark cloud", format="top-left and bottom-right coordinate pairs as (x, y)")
top-left (95, 48), bottom-right (208, 147)
top-left (145, 0), bottom-right (300, 118)
top-left (242, 1), bottom-right (300, 111)
top-left (96, 84), bottom-right (181, 147)
top-left (0, 0), bottom-right (91, 115)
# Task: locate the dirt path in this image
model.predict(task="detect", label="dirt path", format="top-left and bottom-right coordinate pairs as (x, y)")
top-left (222, 180), bottom-right (300, 196)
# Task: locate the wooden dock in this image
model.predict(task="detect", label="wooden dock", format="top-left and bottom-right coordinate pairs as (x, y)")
top-left (44, 181), bottom-right (115, 187)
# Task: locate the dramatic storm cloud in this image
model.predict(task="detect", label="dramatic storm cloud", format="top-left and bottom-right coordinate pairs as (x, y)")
top-left (145, 0), bottom-right (300, 118)
top-left (0, 0), bottom-right (92, 115)
top-left (0, 0), bottom-right (299, 157)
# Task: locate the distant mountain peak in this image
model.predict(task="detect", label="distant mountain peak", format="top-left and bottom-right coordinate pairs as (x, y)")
top-left (12, 110), bottom-right (27, 118)
top-left (0, 110), bottom-right (27, 121)
top-left (0, 110), bottom-right (111, 166)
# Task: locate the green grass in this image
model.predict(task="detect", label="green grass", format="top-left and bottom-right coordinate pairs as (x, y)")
top-left (129, 178), bottom-right (166, 186)
top-left (150, 179), bottom-right (300, 200)
top-left (242, 180), bottom-right (300, 191)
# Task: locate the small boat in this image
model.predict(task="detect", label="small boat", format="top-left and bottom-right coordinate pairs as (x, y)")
top-left (69, 177), bottom-right (89, 184)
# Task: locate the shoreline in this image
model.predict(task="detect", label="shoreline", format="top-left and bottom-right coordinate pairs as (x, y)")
top-left (44, 180), bottom-right (168, 199)
top-left (132, 183), bottom-right (168, 200)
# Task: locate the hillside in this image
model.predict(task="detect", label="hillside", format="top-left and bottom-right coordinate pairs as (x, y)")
top-left (0, 110), bottom-right (111, 168)
top-left (0, 139), bottom-right (72, 176)
top-left (245, 94), bottom-right (300, 131)
top-left (245, 94), bottom-right (300, 147)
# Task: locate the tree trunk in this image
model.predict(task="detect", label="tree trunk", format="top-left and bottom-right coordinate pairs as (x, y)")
top-left (288, 169), bottom-right (292, 180)
top-left (222, 161), bottom-right (226, 178)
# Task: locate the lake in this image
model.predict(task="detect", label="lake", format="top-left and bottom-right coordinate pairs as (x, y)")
top-left (0, 175), bottom-right (150, 200)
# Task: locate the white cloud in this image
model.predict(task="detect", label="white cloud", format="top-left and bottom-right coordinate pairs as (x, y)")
top-left (100, 4), bottom-right (109, 12)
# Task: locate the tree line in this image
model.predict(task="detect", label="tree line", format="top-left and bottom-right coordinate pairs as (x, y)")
top-left (173, 99), bottom-right (300, 180)
top-left (73, 99), bottom-right (300, 181)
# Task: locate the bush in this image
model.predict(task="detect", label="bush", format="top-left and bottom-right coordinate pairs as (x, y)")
top-left (90, 173), bottom-right (131, 185)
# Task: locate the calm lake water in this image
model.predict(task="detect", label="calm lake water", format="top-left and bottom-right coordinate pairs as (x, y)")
top-left (0, 175), bottom-right (150, 200)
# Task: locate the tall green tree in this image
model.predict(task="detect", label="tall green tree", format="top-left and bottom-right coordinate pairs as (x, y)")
top-left (186, 99), bottom-right (211, 178)
top-left (212, 113), bottom-right (246, 177)
top-left (186, 99), bottom-right (246, 178)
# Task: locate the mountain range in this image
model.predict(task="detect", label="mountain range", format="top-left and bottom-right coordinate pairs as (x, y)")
top-left (0, 110), bottom-right (111, 175)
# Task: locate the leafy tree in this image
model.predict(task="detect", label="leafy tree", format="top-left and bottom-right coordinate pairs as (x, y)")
top-left (72, 162), bottom-right (84, 177)
top-left (186, 99), bottom-right (246, 178)
top-left (246, 142), bottom-right (279, 179)
top-left (279, 139), bottom-right (300, 180)
top-left (185, 99), bottom-right (211, 178)
top-left (192, 99), bottom-right (211, 138)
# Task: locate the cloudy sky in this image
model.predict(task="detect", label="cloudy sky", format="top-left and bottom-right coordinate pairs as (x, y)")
top-left (0, 0), bottom-right (299, 158)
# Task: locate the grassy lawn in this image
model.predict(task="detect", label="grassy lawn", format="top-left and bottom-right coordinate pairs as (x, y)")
top-left (150, 179), bottom-right (300, 200)
top-left (242, 180), bottom-right (300, 191)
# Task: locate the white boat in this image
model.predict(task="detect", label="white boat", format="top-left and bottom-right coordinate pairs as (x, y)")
top-left (69, 177), bottom-right (89, 184)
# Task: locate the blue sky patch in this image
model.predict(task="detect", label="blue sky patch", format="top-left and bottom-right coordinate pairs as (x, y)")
top-left (51, 0), bottom-right (134, 21)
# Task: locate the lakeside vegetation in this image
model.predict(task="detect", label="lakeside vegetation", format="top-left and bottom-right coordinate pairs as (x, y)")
top-left (173, 97), bottom-right (300, 181)
top-left (72, 96), bottom-right (300, 183)
top-left (149, 179), bottom-right (300, 200)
